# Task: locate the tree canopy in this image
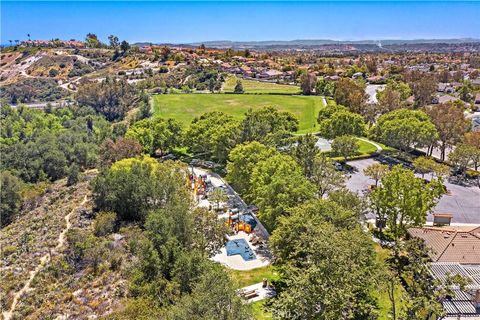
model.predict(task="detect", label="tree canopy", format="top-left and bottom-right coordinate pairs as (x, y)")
top-left (186, 111), bottom-right (240, 163)
top-left (369, 165), bottom-right (444, 240)
top-left (269, 199), bottom-right (379, 319)
top-left (317, 105), bottom-right (366, 139)
top-left (250, 153), bottom-right (316, 231)
top-left (371, 109), bottom-right (438, 152)
top-left (126, 117), bottom-right (183, 155)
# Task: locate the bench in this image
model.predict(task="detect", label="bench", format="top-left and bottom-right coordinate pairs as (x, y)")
top-left (241, 289), bottom-right (258, 299)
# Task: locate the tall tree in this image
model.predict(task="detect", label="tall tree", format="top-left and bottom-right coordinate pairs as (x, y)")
top-left (412, 156), bottom-right (437, 179)
top-left (408, 72), bottom-right (436, 108)
top-left (108, 35), bottom-right (119, 49)
top-left (0, 171), bottom-right (23, 227)
top-left (334, 78), bottom-right (367, 114)
top-left (449, 144), bottom-right (480, 172)
top-left (85, 33), bottom-right (101, 48)
top-left (226, 141), bottom-right (277, 197)
top-left (290, 134), bottom-right (318, 177)
top-left (240, 107), bottom-right (298, 144)
top-left (250, 153), bottom-right (316, 231)
top-left (331, 135), bottom-right (359, 162)
top-left (427, 102), bottom-right (470, 160)
top-left (269, 199), bottom-right (379, 319)
top-left (126, 117), bottom-right (183, 156)
top-left (300, 72), bottom-right (317, 95)
top-left (369, 166), bottom-right (444, 241)
top-left (310, 154), bottom-right (345, 197)
top-left (318, 109), bottom-right (366, 139)
top-left (91, 157), bottom-right (189, 222)
top-left (98, 137), bottom-right (143, 167)
top-left (167, 263), bottom-right (252, 320)
top-left (233, 79), bottom-right (244, 94)
top-left (120, 40), bottom-right (130, 54)
top-left (186, 112), bottom-right (240, 163)
top-left (363, 163), bottom-right (389, 187)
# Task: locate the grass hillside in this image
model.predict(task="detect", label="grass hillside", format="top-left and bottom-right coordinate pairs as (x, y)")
top-left (223, 76), bottom-right (300, 94)
top-left (153, 93), bottom-right (325, 133)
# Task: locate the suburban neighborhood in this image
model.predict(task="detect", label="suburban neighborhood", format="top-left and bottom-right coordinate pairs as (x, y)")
top-left (1, 1), bottom-right (480, 319)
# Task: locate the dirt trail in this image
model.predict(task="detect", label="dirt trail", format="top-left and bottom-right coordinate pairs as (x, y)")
top-left (2, 195), bottom-right (88, 320)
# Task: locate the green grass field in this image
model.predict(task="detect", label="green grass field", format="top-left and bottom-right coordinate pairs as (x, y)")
top-left (228, 265), bottom-right (279, 289)
top-left (228, 266), bottom-right (277, 320)
top-left (153, 93), bottom-right (325, 134)
top-left (223, 76), bottom-right (300, 94)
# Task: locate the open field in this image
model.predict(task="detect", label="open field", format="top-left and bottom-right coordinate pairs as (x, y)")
top-left (153, 93), bottom-right (325, 133)
top-left (223, 76), bottom-right (300, 94)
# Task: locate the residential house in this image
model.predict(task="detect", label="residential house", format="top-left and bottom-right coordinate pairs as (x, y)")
top-left (408, 226), bottom-right (480, 318)
top-left (408, 226), bottom-right (480, 264)
top-left (437, 83), bottom-right (455, 94)
top-left (259, 69), bottom-right (283, 79)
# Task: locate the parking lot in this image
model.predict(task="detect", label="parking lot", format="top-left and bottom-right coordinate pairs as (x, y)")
top-left (346, 158), bottom-right (480, 224)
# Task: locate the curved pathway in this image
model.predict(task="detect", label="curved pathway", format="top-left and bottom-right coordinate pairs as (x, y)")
top-left (2, 195), bottom-right (88, 320)
top-left (356, 137), bottom-right (383, 152)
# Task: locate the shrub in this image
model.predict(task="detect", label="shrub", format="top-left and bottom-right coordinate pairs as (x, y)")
top-left (49, 68), bottom-right (59, 77)
top-left (1, 245), bottom-right (17, 257)
top-left (93, 211), bottom-right (117, 236)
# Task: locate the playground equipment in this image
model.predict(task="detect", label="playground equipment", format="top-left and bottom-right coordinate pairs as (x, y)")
top-left (188, 173), bottom-right (209, 199)
top-left (228, 211), bottom-right (253, 234)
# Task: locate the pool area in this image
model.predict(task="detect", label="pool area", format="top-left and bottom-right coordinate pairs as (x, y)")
top-left (226, 239), bottom-right (256, 261)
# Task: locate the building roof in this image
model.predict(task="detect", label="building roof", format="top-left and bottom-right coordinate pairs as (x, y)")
top-left (408, 226), bottom-right (480, 264)
top-left (430, 263), bottom-right (480, 317)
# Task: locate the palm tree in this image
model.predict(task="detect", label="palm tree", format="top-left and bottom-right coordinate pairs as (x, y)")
top-left (27, 33), bottom-right (31, 41)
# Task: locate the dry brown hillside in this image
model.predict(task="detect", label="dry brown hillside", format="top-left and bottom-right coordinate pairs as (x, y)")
top-left (1, 171), bottom-right (128, 320)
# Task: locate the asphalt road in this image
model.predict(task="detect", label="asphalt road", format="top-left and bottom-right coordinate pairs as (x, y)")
top-left (345, 158), bottom-right (480, 225)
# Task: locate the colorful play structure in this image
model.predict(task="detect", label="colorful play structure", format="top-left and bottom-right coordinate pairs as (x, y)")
top-left (188, 173), bottom-right (209, 199)
top-left (227, 210), bottom-right (257, 234)
top-left (188, 169), bottom-right (259, 236)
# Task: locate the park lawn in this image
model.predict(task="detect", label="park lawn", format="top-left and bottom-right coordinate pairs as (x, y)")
top-left (153, 94), bottom-right (325, 134)
top-left (251, 300), bottom-right (273, 320)
top-left (223, 76), bottom-right (300, 94)
top-left (228, 265), bottom-right (279, 289)
top-left (357, 139), bottom-right (379, 154)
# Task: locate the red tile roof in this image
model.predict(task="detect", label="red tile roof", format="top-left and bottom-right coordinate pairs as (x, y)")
top-left (408, 226), bottom-right (480, 264)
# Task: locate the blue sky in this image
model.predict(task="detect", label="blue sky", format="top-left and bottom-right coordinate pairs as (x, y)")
top-left (1, 1), bottom-right (479, 44)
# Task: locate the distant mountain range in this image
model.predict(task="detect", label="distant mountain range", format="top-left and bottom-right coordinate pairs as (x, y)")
top-left (134, 38), bottom-right (480, 49)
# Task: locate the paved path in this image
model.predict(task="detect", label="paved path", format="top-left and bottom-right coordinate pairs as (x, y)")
top-left (10, 100), bottom-right (73, 110)
top-left (2, 195), bottom-right (88, 320)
